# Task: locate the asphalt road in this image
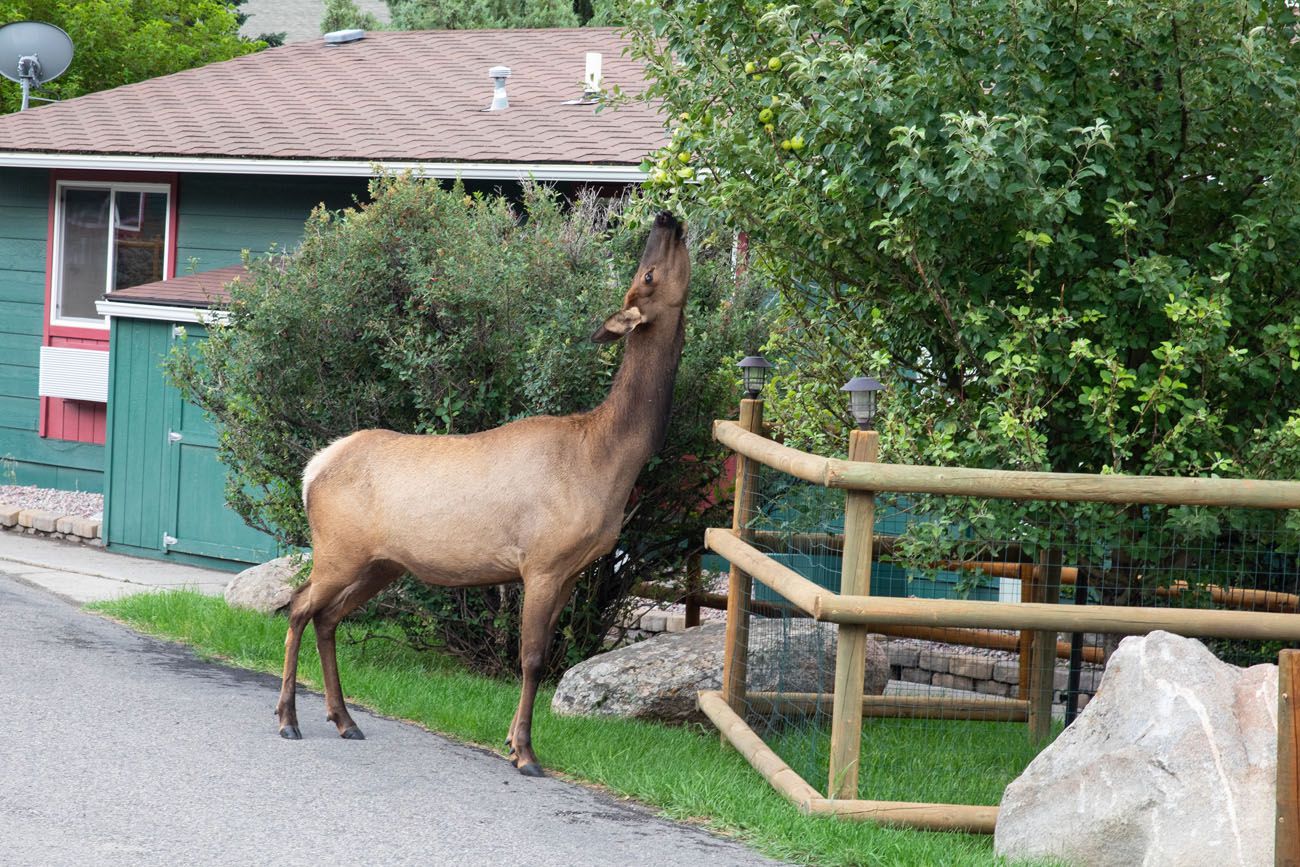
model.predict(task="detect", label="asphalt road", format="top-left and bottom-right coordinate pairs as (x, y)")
top-left (0, 574), bottom-right (779, 866)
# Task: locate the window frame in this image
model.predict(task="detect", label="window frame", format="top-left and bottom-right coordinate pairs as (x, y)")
top-left (47, 175), bottom-right (177, 335)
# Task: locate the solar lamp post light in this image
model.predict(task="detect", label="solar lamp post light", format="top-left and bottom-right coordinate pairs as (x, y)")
top-left (841, 375), bottom-right (884, 431)
top-left (737, 355), bottom-right (774, 400)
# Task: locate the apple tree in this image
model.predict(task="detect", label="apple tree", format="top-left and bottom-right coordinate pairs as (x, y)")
top-left (628, 0), bottom-right (1300, 481)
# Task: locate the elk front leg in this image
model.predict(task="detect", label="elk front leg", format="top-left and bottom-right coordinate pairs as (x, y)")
top-left (508, 575), bottom-right (574, 777)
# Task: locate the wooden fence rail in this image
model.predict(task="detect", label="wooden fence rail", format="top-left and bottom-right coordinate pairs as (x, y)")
top-left (707, 528), bottom-right (1300, 642)
top-left (705, 410), bottom-right (1300, 838)
top-left (714, 419), bottom-right (1300, 508)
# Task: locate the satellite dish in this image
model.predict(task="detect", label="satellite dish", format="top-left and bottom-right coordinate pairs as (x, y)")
top-left (0, 21), bottom-right (75, 111)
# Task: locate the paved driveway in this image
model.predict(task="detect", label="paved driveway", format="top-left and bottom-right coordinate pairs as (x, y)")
top-left (0, 574), bottom-right (779, 866)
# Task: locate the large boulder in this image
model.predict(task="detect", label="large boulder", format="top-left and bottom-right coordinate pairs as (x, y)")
top-left (995, 630), bottom-right (1278, 867)
top-left (223, 554), bottom-right (308, 615)
top-left (551, 620), bottom-right (888, 723)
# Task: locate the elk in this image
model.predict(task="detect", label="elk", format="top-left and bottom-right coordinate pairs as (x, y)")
top-left (275, 211), bottom-right (691, 776)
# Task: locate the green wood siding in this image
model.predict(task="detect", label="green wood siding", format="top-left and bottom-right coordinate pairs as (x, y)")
top-left (1, 169), bottom-right (368, 492)
top-left (2, 169), bottom-right (382, 498)
top-left (104, 317), bottom-right (277, 566)
top-left (176, 174), bottom-right (369, 269)
top-left (0, 167), bottom-right (104, 491)
top-left (104, 317), bottom-right (169, 549)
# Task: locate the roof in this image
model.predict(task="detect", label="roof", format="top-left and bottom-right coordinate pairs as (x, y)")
top-left (0, 29), bottom-right (664, 172)
top-left (109, 265), bottom-right (248, 308)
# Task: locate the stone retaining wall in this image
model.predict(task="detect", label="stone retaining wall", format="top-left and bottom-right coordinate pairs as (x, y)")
top-left (882, 638), bottom-right (1104, 708)
top-left (0, 503), bottom-right (103, 546)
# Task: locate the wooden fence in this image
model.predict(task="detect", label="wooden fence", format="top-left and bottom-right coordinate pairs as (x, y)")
top-left (701, 399), bottom-right (1300, 850)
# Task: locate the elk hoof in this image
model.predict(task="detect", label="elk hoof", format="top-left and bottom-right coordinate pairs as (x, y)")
top-left (517, 762), bottom-right (545, 778)
top-left (279, 725), bottom-right (302, 740)
top-left (341, 726), bottom-right (366, 740)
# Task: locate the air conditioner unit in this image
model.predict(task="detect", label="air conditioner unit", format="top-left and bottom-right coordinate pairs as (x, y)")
top-left (38, 346), bottom-right (109, 403)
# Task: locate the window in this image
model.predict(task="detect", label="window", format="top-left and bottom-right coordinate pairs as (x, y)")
top-left (52, 181), bottom-right (170, 327)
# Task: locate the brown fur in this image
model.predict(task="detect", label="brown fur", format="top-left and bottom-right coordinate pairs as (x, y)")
top-left (275, 212), bottom-right (692, 775)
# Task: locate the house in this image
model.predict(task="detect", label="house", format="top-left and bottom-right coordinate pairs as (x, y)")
top-left (0, 27), bottom-right (664, 568)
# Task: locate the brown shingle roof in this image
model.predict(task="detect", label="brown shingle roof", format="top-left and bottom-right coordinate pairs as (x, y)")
top-left (110, 265), bottom-right (248, 308)
top-left (0, 29), bottom-right (664, 165)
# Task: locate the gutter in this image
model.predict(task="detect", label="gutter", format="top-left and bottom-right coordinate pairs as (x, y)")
top-left (0, 152), bottom-right (649, 183)
top-left (96, 299), bottom-right (229, 325)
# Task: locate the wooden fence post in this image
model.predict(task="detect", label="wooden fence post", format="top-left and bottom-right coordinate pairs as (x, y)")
top-left (1279, 649), bottom-right (1299, 867)
top-left (1028, 548), bottom-right (1062, 743)
top-left (722, 398), bottom-right (764, 726)
top-left (828, 429), bottom-right (878, 799)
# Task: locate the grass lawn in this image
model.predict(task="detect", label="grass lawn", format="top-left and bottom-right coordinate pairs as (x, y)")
top-left (90, 591), bottom-right (1037, 867)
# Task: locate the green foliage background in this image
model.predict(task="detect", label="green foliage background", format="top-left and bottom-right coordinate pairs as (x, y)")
top-left (168, 176), bottom-right (769, 675)
top-left (629, 0), bottom-right (1300, 482)
top-left (387, 0), bottom-right (581, 29)
top-left (0, 0), bottom-right (260, 114)
top-left (321, 0), bottom-right (624, 31)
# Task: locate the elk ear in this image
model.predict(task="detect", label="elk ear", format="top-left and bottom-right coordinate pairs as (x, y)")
top-left (591, 306), bottom-right (645, 343)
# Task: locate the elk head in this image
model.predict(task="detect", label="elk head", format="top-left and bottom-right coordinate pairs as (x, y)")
top-left (591, 211), bottom-right (690, 343)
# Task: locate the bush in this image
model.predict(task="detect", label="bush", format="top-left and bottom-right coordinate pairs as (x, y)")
top-left (169, 175), bottom-right (768, 678)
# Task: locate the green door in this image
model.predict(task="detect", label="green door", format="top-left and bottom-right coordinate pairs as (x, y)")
top-left (159, 346), bottom-right (277, 563)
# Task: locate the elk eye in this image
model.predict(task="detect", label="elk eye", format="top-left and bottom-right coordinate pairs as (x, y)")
top-left (643, 269), bottom-right (654, 284)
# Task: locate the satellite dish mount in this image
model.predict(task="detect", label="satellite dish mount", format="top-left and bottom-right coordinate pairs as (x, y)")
top-left (0, 21), bottom-right (75, 111)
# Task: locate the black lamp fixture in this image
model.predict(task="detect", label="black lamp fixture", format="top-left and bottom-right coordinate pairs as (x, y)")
top-left (737, 355), bottom-right (774, 399)
top-left (841, 375), bottom-right (885, 430)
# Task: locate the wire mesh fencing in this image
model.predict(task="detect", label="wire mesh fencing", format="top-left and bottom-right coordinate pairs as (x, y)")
top-left (731, 457), bottom-right (1300, 808)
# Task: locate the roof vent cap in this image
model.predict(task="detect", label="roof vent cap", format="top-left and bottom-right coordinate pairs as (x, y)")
top-left (324, 29), bottom-right (365, 45)
top-left (584, 52), bottom-right (602, 97)
top-left (562, 51), bottom-right (602, 105)
top-left (485, 65), bottom-right (511, 111)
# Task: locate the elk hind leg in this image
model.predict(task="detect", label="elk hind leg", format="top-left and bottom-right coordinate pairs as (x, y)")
top-left (315, 561), bottom-right (403, 739)
top-left (276, 583), bottom-right (316, 739)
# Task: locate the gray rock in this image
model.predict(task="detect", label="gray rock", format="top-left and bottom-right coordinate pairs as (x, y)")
top-left (995, 630), bottom-right (1278, 867)
top-left (551, 620), bottom-right (888, 723)
top-left (224, 554), bottom-right (308, 615)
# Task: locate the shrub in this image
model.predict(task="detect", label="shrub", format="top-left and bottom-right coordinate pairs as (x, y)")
top-left (169, 175), bottom-right (768, 677)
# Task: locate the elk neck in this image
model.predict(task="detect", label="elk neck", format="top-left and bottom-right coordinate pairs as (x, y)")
top-left (587, 309), bottom-right (686, 474)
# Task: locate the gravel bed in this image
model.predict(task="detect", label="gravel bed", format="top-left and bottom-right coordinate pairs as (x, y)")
top-left (0, 485), bottom-right (103, 519)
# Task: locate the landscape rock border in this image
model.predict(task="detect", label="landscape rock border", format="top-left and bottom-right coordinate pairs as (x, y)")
top-left (0, 502), bottom-right (102, 546)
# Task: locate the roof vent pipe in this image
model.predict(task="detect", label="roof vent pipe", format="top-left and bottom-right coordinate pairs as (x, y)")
top-left (486, 65), bottom-right (511, 111)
